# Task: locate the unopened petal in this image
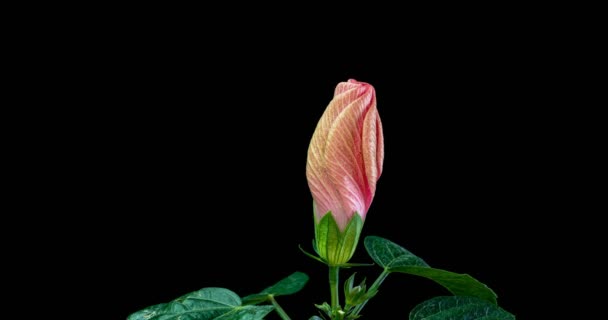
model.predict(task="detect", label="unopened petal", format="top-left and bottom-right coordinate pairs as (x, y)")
top-left (306, 79), bottom-right (383, 231)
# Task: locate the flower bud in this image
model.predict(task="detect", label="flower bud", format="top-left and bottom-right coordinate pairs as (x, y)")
top-left (306, 79), bottom-right (384, 265)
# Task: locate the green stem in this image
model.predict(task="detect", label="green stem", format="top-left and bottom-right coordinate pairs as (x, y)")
top-left (329, 265), bottom-right (340, 313)
top-left (269, 295), bottom-right (291, 320)
top-left (351, 269), bottom-right (390, 317)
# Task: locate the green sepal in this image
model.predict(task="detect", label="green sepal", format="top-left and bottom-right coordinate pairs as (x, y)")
top-left (314, 212), bottom-right (340, 263)
top-left (338, 213), bottom-right (363, 264)
top-left (314, 212), bottom-right (363, 265)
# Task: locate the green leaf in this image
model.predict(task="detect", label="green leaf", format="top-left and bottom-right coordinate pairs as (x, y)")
top-left (260, 271), bottom-right (309, 295)
top-left (364, 236), bottom-right (429, 268)
top-left (309, 316), bottom-right (324, 320)
top-left (127, 287), bottom-right (274, 320)
top-left (409, 296), bottom-right (515, 320)
top-left (364, 236), bottom-right (497, 304)
top-left (242, 272), bottom-right (309, 305)
top-left (216, 306), bottom-right (275, 320)
top-left (390, 266), bottom-right (497, 304)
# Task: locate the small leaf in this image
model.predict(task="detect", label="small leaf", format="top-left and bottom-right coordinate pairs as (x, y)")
top-left (364, 236), bottom-right (429, 268)
top-left (127, 287), bottom-right (273, 320)
top-left (239, 295), bottom-right (268, 307)
top-left (242, 272), bottom-right (309, 305)
top-left (409, 296), bottom-right (515, 320)
top-left (314, 302), bottom-right (332, 314)
top-left (391, 266), bottom-right (497, 304)
top-left (309, 316), bottom-right (324, 320)
top-left (260, 271), bottom-right (309, 296)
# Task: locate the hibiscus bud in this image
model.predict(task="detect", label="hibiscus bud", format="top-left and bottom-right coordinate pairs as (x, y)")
top-left (306, 79), bottom-right (384, 265)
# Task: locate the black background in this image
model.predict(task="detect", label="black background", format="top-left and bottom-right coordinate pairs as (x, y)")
top-left (59, 9), bottom-right (571, 319)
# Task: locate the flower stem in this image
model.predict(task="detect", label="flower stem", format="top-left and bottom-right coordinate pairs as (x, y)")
top-left (351, 269), bottom-right (390, 317)
top-left (269, 295), bottom-right (291, 320)
top-left (329, 265), bottom-right (340, 313)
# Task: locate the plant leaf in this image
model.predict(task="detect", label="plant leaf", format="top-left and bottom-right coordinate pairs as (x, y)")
top-left (409, 296), bottom-right (515, 320)
top-left (260, 271), bottom-right (309, 295)
top-left (364, 236), bottom-right (497, 304)
top-left (216, 306), bottom-right (275, 320)
top-left (242, 272), bottom-right (309, 305)
top-left (127, 287), bottom-right (274, 320)
top-left (391, 266), bottom-right (497, 304)
top-left (364, 236), bottom-right (429, 268)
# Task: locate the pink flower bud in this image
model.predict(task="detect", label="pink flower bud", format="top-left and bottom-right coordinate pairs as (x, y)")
top-left (306, 79), bottom-right (384, 231)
